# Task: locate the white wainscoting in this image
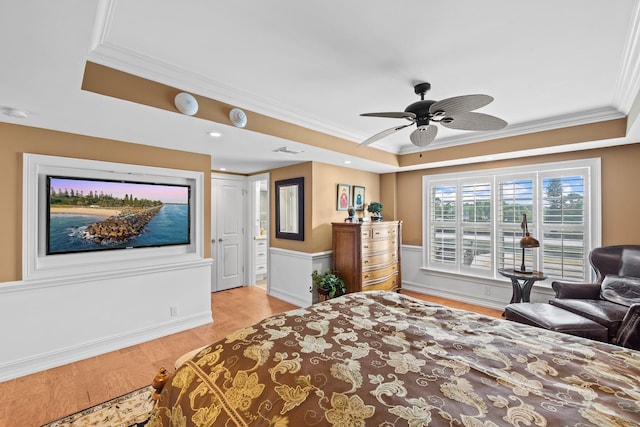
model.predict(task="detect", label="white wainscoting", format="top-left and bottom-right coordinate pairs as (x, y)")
top-left (0, 154), bottom-right (212, 382)
top-left (401, 245), bottom-right (555, 311)
top-left (268, 248), bottom-right (332, 307)
top-left (0, 260), bottom-right (212, 382)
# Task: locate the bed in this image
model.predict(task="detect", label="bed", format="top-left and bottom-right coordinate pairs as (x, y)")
top-left (150, 291), bottom-right (640, 426)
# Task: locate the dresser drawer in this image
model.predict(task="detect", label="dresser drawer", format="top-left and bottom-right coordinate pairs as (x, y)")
top-left (362, 262), bottom-right (398, 283)
top-left (362, 238), bottom-right (397, 254)
top-left (362, 272), bottom-right (400, 292)
top-left (370, 225), bottom-right (397, 239)
top-left (256, 263), bottom-right (267, 274)
top-left (362, 251), bottom-right (397, 269)
top-left (361, 224), bottom-right (397, 241)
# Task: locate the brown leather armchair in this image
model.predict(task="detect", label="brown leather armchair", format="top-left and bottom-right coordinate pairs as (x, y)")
top-left (550, 245), bottom-right (640, 350)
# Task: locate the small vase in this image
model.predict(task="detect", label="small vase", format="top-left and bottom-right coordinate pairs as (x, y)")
top-left (317, 289), bottom-right (329, 302)
top-left (371, 214), bottom-right (383, 222)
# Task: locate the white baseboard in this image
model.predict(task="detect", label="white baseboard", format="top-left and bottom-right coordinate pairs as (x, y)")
top-left (0, 311), bottom-right (212, 382)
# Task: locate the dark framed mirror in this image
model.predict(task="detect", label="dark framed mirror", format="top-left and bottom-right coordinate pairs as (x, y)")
top-left (275, 177), bottom-right (304, 241)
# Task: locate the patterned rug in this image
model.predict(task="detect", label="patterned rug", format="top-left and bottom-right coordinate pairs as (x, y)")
top-left (41, 385), bottom-right (154, 427)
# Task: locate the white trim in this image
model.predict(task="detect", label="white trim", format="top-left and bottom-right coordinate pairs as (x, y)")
top-left (248, 173), bottom-right (270, 288)
top-left (401, 245), bottom-right (555, 311)
top-left (0, 260), bottom-right (212, 382)
top-left (400, 107), bottom-right (624, 155)
top-left (0, 309), bottom-right (211, 382)
top-left (269, 248), bottom-right (332, 306)
top-left (613, 0), bottom-right (640, 113)
top-left (23, 154), bottom-right (204, 281)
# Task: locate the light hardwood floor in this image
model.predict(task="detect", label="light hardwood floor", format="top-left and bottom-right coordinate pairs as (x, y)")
top-left (0, 287), bottom-right (501, 426)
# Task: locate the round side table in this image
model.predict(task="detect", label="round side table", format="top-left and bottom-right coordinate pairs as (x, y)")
top-left (498, 268), bottom-right (547, 303)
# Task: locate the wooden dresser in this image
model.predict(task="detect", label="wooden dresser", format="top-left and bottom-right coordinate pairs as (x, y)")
top-left (332, 221), bottom-right (402, 294)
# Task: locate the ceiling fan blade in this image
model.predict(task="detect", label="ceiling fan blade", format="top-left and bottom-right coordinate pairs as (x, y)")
top-left (360, 112), bottom-right (417, 120)
top-left (440, 112), bottom-right (508, 131)
top-left (359, 123), bottom-right (414, 147)
top-left (409, 125), bottom-right (438, 147)
top-left (430, 94), bottom-right (494, 116)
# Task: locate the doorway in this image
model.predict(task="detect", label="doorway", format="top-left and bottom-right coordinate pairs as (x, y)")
top-left (211, 174), bottom-right (246, 292)
top-left (249, 173), bottom-right (269, 290)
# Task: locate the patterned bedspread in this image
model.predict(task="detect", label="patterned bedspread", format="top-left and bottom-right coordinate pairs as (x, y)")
top-left (150, 291), bottom-right (640, 426)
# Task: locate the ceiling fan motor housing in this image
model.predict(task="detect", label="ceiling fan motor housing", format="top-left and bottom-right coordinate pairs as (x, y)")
top-left (405, 100), bottom-right (435, 126)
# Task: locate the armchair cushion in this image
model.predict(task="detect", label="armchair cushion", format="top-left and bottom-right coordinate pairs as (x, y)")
top-left (551, 281), bottom-right (601, 299)
top-left (620, 249), bottom-right (640, 277)
top-left (616, 303), bottom-right (640, 350)
top-left (600, 275), bottom-right (640, 307)
top-left (549, 299), bottom-right (628, 339)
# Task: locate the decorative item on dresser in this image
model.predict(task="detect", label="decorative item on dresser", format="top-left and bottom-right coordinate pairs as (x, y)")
top-left (367, 201), bottom-right (384, 221)
top-left (332, 220), bottom-right (402, 293)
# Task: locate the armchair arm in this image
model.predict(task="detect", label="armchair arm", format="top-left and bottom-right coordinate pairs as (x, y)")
top-left (551, 280), bottom-right (602, 299)
top-left (615, 303), bottom-right (640, 351)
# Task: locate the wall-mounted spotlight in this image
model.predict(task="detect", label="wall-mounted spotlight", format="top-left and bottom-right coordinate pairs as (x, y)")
top-left (229, 108), bottom-right (247, 128)
top-left (174, 92), bottom-right (199, 116)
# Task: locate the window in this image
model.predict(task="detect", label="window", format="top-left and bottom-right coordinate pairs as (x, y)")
top-left (423, 159), bottom-right (600, 283)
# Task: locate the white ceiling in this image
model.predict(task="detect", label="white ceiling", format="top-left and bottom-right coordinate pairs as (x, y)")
top-left (2, 1), bottom-right (639, 173)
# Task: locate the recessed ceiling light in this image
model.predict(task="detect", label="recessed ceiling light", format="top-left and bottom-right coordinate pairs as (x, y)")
top-left (220, 167), bottom-right (227, 171)
top-left (344, 160), bottom-right (352, 164)
top-left (2, 107), bottom-right (29, 119)
top-left (208, 131), bottom-right (222, 138)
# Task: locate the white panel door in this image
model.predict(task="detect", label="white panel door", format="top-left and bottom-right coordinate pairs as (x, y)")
top-left (212, 176), bottom-right (245, 292)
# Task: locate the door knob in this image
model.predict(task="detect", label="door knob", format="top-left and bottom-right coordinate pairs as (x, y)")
top-left (218, 238), bottom-right (224, 242)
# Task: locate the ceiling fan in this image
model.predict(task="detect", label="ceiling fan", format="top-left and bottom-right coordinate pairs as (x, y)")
top-left (359, 82), bottom-right (508, 148)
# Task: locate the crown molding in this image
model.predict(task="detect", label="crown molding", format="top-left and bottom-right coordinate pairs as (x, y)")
top-left (89, 0), bottom-right (636, 155)
top-left (613, 0), bottom-right (640, 113)
top-left (398, 107), bottom-right (625, 155)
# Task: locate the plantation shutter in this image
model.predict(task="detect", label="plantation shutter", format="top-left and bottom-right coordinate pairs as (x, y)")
top-left (540, 174), bottom-right (587, 279)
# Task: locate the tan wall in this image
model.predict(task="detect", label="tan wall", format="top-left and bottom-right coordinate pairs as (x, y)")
top-left (380, 173), bottom-right (398, 221)
top-left (270, 162), bottom-right (381, 253)
top-left (311, 163), bottom-right (381, 252)
top-left (0, 122), bottom-right (212, 283)
top-left (397, 143), bottom-right (640, 246)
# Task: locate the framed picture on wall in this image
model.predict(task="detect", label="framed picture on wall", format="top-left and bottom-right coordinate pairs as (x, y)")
top-left (352, 185), bottom-right (365, 211)
top-left (337, 183), bottom-right (350, 211)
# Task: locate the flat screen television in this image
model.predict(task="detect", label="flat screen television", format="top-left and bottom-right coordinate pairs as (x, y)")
top-left (46, 175), bottom-right (191, 255)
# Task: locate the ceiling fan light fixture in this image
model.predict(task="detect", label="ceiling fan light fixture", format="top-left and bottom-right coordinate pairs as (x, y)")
top-left (410, 125), bottom-right (438, 147)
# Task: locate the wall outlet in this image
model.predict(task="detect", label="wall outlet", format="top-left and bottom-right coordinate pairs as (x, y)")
top-left (170, 305), bottom-right (179, 317)
top-left (483, 286), bottom-right (491, 296)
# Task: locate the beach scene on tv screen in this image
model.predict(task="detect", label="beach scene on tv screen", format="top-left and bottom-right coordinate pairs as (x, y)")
top-left (47, 177), bottom-right (190, 254)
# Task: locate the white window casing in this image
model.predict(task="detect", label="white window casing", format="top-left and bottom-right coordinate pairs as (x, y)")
top-left (422, 158), bottom-right (601, 284)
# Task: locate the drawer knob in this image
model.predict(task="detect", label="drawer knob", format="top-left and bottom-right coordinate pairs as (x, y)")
top-left (364, 260), bottom-right (369, 264)
top-left (364, 245), bottom-right (369, 248)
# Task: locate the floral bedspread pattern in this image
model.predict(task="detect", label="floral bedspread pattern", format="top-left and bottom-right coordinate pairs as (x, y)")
top-left (150, 291), bottom-right (640, 426)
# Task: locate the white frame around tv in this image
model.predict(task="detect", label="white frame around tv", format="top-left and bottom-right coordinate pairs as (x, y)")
top-left (23, 153), bottom-right (204, 281)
